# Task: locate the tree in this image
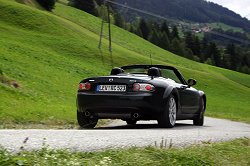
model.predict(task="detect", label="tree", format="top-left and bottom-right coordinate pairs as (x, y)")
top-left (171, 26), bottom-right (180, 40)
top-left (36, 0), bottom-right (55, 11)
top-left (226, 43), bottom-right (237, 70)
top-left (129, 24), bottom-right (136, 34)
top-left (114, 12), bottom-right (125, 28)
top-left (205, 58), bottom-right (214, 65)
top-left (69, 0), bottom-right (97, 16)
top-left (208, 42), bottom-right (221, 67)
top-left (159, 32), bottom-right (170, 50)
top-left (135, 27), bottom-right (143, 38)
top-left (148, 29), bottom-right (160, 46)
top-left (240, 65), bottom-right (250, 74)
top-left (139, 19), bottom-right (150, 40)
top-left (200, 37), bottom-right (209, 62)
top-left (221, 51), bottom-right (231, 69)
top-left (242, 55), bottom-right (249, 67)
top-left (184, 32), bottom-right (200, 56)
top-left (185, 31), bottom-right (194, 54)
top-left (161, 22), bottom-right (170, 38)
top-left (193, 36), bottom-right (201, 56)
top-left (95, 0), bottom-right (103, 6)
top-left (170, 38), bottom-right (185, 56)
top-left (184, 48), bottom-right (194, 60)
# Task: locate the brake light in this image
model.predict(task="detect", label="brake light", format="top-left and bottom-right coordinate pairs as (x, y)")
top-left (133, 83), bottom-right (140, 91)
top-left (145, 85), bottom-right (152, 91)
top-left (133, 83), bottom-right (155, 92)
top-left (85, 82), bottom-right (91, 90)
top-left (79, 82), bottom-right (91, 90)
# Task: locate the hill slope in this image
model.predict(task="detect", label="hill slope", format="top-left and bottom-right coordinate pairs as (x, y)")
top-left (0, 0), bottom-right (249, 126)
top-left (116, 0), bottom-right (250, 31)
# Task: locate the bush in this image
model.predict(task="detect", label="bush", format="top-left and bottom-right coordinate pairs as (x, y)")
top-left (36, 0), bottom-right (56, 11)
top-left (68, 0), bottom-right (98, 16)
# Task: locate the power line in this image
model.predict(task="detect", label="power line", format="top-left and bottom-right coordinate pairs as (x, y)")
top-left (105, 0), bottom-right (175, 22)
top-left (105, 0), bottom-right (250, 44)
top-left (208, 31), bottom-right (250, 44)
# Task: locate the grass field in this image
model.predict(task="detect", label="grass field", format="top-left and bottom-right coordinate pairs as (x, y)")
top-left (0, 138), bottom-right (249, 165)
top-left (209, 22), bottom-right (244, 33)
top-left (0, 0), bottom-right (250, 127)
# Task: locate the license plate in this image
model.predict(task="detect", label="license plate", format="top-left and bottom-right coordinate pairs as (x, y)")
top-left (96, 85), bottom-right (126, 92)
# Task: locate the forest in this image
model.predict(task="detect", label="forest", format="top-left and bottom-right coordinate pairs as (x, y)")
top-left (42, 0), bottom-right (250, 74)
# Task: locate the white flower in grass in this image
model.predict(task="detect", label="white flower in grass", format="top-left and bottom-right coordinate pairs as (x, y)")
top-left (99, 156), bottom-right (112, 166)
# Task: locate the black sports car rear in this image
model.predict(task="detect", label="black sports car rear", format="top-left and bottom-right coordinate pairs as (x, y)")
top-left (76, 65), bottom-right (206, 128)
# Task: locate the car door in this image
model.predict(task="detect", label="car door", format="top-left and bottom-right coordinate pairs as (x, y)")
top-left (161, 68), bottom-right (200, 114)
top-left (177, 85), bottom-right (200, 114)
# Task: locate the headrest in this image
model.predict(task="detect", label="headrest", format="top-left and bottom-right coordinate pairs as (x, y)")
top-left (110, 67), bottom-right (124, 75)
top-left (147, 67), bottom-right (161, 77)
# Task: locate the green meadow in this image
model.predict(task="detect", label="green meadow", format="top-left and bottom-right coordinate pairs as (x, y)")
top-left (1, 138), bottom-right (249, 165)
top-left (0, 0), bottom-right (249, 127)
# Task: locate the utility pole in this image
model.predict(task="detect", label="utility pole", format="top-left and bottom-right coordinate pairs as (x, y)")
top-left (107, 2), bottom-right (112, 53)
top-left (107, 1), bottom-right (113, 68)
top-left (98, 14), bottom-right (105, 49)
top-left (98, 1), bottom-right (113, 67)
top-left (150, 53), bottom-right (152, 65)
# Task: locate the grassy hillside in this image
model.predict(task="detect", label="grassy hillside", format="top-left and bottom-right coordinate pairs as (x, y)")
top-left (209, 23), bottom-right (244, 33)
top-left (15, 0), bottom-right (43, 9)
top-left (0, 0), bottom-right (249, 127)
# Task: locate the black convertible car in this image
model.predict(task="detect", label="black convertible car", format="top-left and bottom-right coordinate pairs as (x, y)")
top-left (76, 65), bottom-right (206, 128)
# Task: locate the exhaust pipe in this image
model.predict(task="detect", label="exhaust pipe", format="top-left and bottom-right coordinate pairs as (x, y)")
top-left (133, 113), bottom-right (140, 119)
top-left (85, 111), bottom-right (90, 117)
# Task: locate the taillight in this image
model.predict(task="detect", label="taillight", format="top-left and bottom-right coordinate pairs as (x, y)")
top-left (133, 83), bottom-right (140, 91)
top-left (133, 83), bottom-right (155, 92)
top-left (79, 82), bottom-right (91, 90)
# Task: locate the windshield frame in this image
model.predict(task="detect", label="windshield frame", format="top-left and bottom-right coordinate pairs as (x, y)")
top-left (121, 65), bottom-right (187, 85)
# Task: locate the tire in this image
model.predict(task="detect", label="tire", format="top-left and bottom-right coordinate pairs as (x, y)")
top-left (77, 111), bottom-right (98, 129)
top-left (158, 95), bottom-right (177, 128)
top-left (126, 120), bottom-right (137, 125)
top-left (193, 98), bottom-right (205, 126)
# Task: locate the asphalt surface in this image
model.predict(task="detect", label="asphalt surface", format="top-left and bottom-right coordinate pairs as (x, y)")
top-left (0, 117), bottom-right (249, 153)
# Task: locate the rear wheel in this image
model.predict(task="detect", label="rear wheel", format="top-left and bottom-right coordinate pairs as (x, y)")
top-left (158, 95), bottom-right (177, 128)
top-left (126, 120), bottom-right (137, 125)
top-left (77, 111), bottom-right (98, 129)
top-left (193, 99), bottom-right (205, 126)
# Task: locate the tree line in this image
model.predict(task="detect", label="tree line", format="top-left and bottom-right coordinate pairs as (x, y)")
top-left (69, 0), bottom-right (250, 74)
top-left (115, 0), bottom-right (250, 32)
top-left (131, 19), bottom-right (250, 74)
top-left (38, 0), bottom-right (250, 74)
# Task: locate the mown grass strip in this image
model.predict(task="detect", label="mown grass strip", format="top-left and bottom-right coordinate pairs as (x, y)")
top-left (0, 138), bottom-right (249, 165)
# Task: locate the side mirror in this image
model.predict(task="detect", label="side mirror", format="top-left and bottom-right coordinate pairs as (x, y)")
top-left (188, 79), bottom-right (197, 87)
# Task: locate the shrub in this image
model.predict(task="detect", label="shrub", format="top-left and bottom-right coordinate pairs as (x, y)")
top-left (68, 0), bottom-right (98, 16)
top-left (36, 0), bottom-right (56, 11)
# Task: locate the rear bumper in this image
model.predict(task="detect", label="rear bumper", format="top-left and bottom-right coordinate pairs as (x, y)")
top-left (76, 92), bottom-right (164, 120)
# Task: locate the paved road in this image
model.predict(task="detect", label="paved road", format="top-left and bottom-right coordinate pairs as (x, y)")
top-left (0, 117), bottom-right (249, 152)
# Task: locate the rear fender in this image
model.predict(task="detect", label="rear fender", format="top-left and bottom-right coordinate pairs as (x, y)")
top-left (163, 87), bottom-right (180, 112)
top-left (199, 91), bottom-right (206, 111)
